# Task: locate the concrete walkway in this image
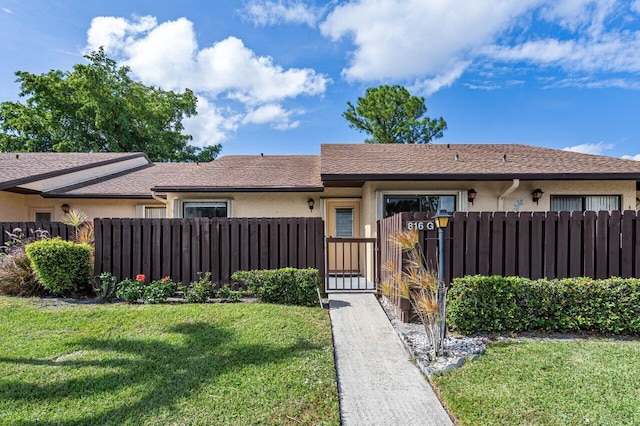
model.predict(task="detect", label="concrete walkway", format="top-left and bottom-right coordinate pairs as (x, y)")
top-left (329, 292), bottom-right (453, 426)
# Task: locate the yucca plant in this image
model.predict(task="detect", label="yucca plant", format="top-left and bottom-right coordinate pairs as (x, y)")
top-left (62, 209), bottom-right (94, 245)
top-left (391, 228), bottom-right (448, 357)
top-left (378, 280), bottom-right (393, 298)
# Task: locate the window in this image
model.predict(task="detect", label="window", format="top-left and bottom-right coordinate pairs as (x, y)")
top-left (183, 202), bottom-right (228, 218)
top-left (144, 207), bottom-right (166, 219)
top-left (384, 195), bottom-right (456, 217)
top-left (550, 195), bottom-right (620, 212)
top-left (335, 208), bottom-right (354, 238)
top-left (34, 212), bottom-right (52, 222)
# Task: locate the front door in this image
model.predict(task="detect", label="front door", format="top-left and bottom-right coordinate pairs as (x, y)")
top-left (326, 200), bottom-right (360, 273)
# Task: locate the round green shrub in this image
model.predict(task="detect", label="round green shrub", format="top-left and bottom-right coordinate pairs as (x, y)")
top-left (24, 238), bottom-right (92, 295)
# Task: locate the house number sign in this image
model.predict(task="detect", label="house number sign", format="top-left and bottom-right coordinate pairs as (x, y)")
top-left (405, 221), bottom-right (435, 231)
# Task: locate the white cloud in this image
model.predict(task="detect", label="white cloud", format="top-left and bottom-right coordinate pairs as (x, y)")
top-left (195, 36), bottom-right (328, 104)
top-left (182, 97), bottom-right (242, 148)
top-left (243, 104), bottom-right (300, 129)
top-left (544, 77), bottom-right (640, 89)
top-left (86, 16), bottom-right (157, 53)
top-left (320, 0), bottom-right (537, 85)
top-left (411, 62), bottom-right (469, 96)
top-left (318, 0), bottom-right (640, 95)
top-left (85, 16), bottom-right (329, 146)
top-left (562, 141), bottom-right (614, 155)
top-left (2, 7), bottom-right (13, 14)
top-left (539, 0), bottom-right (617, 37)
top-left (241, 0), bottom-right (320, 27)
top-left (622, 153), bottom-right (640, 161)
top-left (485, 33), bottom-right (640, 74)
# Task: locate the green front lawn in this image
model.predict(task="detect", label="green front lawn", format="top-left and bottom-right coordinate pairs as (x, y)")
top-left (0, 297), bottom-right (339, 425)
top-left (433, 339), bottom-right (640, 426)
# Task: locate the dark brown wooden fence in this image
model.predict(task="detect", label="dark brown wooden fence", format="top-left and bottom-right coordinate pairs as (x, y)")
top-left (379, 210), bottom-right (640, 285)
top-left (1, 222), bottom-right (73, 246)
top-left (94, 217), bottom-right (325, 285)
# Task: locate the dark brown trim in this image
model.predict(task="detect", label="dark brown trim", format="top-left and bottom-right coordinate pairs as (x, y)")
top-left (321, 173), bottom-right (640, 181)
top-left (151, 186), bottom-right (325, 193)
top-left (0, 153), bottom-right (149, 191)
top-left (41, 194), bottom-right (155, 199)
top-left (3, 187), bottom-right (41, 194)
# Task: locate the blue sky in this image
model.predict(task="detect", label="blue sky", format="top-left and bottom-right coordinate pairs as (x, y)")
top-left (1, 0), bottom-right (640, 160)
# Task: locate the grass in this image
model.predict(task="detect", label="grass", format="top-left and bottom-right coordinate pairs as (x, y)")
top-left (432, 339), bottom-right (640, 426)
top-left (0, 296), bottom-right (339, 425)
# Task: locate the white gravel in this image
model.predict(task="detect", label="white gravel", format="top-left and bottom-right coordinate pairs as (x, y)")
top-left (379, 296), bottom-right (487, 378)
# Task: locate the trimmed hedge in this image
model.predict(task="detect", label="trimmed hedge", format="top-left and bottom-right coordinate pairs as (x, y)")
top-left (231, 268), bottom-right (320, 306)
top-left (25, 238), bottom-right (92, 295)
top-left (448, 275), bottom-right (640, 335)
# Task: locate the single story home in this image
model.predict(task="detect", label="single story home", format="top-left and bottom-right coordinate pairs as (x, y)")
top-left (2, 143), bottom-right (640, 241)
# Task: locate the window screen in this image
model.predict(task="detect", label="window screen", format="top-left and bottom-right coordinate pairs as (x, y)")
top-left (335, 208), bottom-right (353, 238)
top-left (144, 207), bottom-right (166, 219)
top-left (34, 212), bottom-right (51, 222)
top-left (585, 196), bottom-right (619, 211)
top-left (384, 195), bottom-right (456, 217)
top-left (183, 202), bottom-right (228, 218)
top-left (551, 195), bottom-right (620, 212)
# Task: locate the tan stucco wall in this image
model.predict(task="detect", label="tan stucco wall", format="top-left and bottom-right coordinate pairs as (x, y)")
top-left (358, 179), bottom-right (637, 237)
top-left (166, 187), bottom-right (363, 219)
top-left (2, 179), bottom-right (636, 229)
top-left (0, 192), bottom-right (164, 221)
top-left (0, 192), bottom-right (29, 221)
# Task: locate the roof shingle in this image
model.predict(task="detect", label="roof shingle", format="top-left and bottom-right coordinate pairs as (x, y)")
top-left (320, 143), bottom-right (640, 179)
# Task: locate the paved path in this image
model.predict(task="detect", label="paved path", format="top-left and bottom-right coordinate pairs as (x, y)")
top-left (329, 292), bottom-right (453, 426)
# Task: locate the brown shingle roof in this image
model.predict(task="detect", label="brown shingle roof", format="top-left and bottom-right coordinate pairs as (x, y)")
top-left (6, 144), bottom-right (640, 198)
top-left (151, 155), bottom-right (322, 192)
top-left (0, 152), bottom-right (147, 190)
top-left (320, 143), bottom-right (640, 180)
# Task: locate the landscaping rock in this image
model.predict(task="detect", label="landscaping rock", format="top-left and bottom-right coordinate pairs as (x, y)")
top-left (379, 295), bottom-right (486, 378)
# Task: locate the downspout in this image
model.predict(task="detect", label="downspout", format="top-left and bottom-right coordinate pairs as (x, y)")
top-left (151, 191), bottom-right (167, 205)
top-left (497, 179), bottom-right (519, 211)
top-left (150, 190), bottom-right (171, 217)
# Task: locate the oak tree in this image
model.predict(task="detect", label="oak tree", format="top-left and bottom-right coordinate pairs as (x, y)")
top-left (0, 48), bottom-right (219, 162)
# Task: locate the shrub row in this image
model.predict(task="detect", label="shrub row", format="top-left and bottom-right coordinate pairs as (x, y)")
top-left (231, 268), bottom-right (320, 306)
top-left (448, 275), bottom-right (640, 335)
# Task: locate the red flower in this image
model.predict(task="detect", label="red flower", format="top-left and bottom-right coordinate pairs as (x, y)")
top-left (161, 276), bottom-right (170, 283)
top-left (136, 274), bottom-right (146, 282)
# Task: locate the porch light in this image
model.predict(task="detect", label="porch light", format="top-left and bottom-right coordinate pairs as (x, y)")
top-left (433, 209), bottom-right (451, 229)
top-left (61, 203), bottom-right (71, 214)
top-left (532, 188), bottom-right (544, 205)
top-left (467, 188), bottom-right (477, 205)
top-left (307, 198), bottom-right (315, 211)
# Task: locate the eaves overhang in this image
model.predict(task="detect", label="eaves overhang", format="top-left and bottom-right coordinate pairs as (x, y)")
top-left (321, 172), bottom-right (640, 182)
top-left (151, 186), bottom-right (325, 193)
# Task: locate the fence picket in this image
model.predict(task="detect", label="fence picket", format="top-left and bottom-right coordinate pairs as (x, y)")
top-left (91, 217), bottom-right (324, 285)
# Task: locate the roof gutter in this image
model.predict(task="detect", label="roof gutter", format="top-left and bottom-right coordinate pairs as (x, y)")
top-left (498, 179), bottom-right (519, 211)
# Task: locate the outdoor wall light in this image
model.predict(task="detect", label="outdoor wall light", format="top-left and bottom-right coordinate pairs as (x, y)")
top-left (60, 203), bottom-right (71, 214)
top-left (467, 188), bottom-right (477, 205)
top-left (532, 188), bottom-right (544, 205)
top-left (307, 198), bottom-right (315, 211)
top-left (433, 209), bottom-right (451, 229)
